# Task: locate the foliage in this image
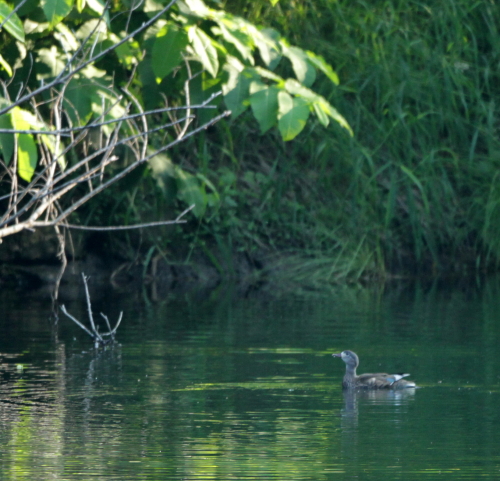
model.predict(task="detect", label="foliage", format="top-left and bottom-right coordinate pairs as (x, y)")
top-left (0, 0), bottom-right (348, 247)
top-left (208, 0), bottom-right (500, 280)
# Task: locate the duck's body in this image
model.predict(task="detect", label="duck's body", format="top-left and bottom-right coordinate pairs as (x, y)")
top-left (333, 350), bottom-right (416, 390)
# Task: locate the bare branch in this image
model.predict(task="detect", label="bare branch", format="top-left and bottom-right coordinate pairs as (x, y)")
top-left (0, 0), bottom-right (180, 118)
top-left (60, 273), bottom-right (123, 346)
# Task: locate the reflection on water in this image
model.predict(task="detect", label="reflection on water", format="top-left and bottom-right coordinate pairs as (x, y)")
top-left (341, 387), bottom-right (417, 417)
top-left (339, 388), bottom-right (417, 477)
top-left (2, 277), bottom-right (500, 479)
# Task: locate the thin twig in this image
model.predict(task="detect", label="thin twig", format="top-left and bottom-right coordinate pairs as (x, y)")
top-left (82, 273), bottom-right (103, 342)
top-left (60, 274), bottom-right (123, 345)
top-left (0, 100), bottom-right (219, 135)
top-left (61, 305), bottom-right (96, 338)
top-left (0, 0), bottom-right (180, 117)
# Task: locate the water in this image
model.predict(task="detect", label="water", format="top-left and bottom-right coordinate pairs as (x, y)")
top-left (1, 277), bottom-right (500, 480)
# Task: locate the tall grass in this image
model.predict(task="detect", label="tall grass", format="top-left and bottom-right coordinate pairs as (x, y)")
top-left (201, 0), bottom-right (500, 280)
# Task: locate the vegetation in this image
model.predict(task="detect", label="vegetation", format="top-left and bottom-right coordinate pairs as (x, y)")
top-left (0, 0), bottom-right (348, 271)
top-left (3, 0), bottom-right (500, 286)
top-left (208, 0), bottom-right (500, 281)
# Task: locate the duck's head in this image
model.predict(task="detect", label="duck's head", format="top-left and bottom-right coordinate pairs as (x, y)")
top-left (332, 350), bottom-right (359, 369)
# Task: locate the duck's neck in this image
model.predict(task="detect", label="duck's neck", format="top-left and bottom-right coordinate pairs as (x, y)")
top-left (343, 365), bottom-right (357, 388)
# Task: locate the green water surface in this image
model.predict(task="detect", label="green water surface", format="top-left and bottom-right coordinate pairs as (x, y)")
top-left (1, 278), bottom-right (500, 480)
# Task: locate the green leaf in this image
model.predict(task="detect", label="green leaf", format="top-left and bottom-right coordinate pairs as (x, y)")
top-left (55, 22), bottom-right (80, 51)
top-left (0, 1), bottom-right (25, 42)
top-left (188, 25), bottom-right (219, 77)
top-left (305, 50), bottom-right (339, 85)
top-left (11, 108), bottom-right (38, 182)
top-left (75, 18), bottom-right (107, 42)
top-left (15, 107), bottom-right (66, 172)
top-left (223, 65), bottom-right (256, 118)
top-left (41, 0), bottom-right (74, 27)
top-left (63, 78), bottom-right (93, 125)
top-left (277, 91), bottom-right (309, 141)
top-left (152, 25), bottom-right (189, 81)
top-left (175, 166), bottom-right (207, 217)
top-left (75, 0), bottom-right (85, 12)
top-left (321, 101), bottom-right (353, 136)
top-left (281, 44), bottom-right (316, 87)
top-left (85, 0), bottom-right (105, 15)
top-left (249, 82), bottom-right (279, 134)
top-left (88, 83), bottom-right (127, 136)
top-left (17, 133), bottom-right (38, 182)
top-left (183, 0), bottom-right (211, 17)
top-left (254, 66), bottom-right (284, 83)
top-left (284, 79), bottom-right (352, 135)
top-left (189, 71), bottom-right (222, 124)
top-left (254, 28), bottom-right (281, 69)
top-left (36, 46), bottom-right (66, 78)
top-left (214, 22), bottom-right (254, 65)
top-left (0, 105), bottom-right (14, 165)
top-left (0, 54), bottom-right (12, 77)
top-left (284, 78), bottom-right (319, 101)
top-left (312, 102), bottom-right (329, 127)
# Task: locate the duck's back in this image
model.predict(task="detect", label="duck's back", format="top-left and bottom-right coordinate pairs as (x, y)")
top-left (350, 373), bottom-right (416, 390)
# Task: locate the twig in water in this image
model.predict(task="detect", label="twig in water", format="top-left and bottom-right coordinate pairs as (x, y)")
top-left (61, 273), bottom-right (123, 347)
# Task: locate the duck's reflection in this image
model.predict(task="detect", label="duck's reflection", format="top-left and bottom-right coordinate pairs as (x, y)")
top-left (342, 387), bottom-right (417, 413)
top-left (339, 388), bottom-right (417, 468)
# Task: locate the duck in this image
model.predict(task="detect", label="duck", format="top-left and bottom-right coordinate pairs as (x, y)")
top-left (332, 350), bottom-right (417, 389)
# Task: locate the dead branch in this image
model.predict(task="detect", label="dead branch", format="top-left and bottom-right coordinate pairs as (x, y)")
top-left (61, 273), bottom-right (122, 347)
top-left (0, 0), bottom-right (229, 245)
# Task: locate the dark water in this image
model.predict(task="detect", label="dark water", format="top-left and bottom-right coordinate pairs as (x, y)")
top-left (1, 277), bottom-right (500, 480)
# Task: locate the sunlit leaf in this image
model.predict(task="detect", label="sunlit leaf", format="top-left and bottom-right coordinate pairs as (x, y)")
top-left (75, 0), bottom-right (85, 12)
top-left (152, 25), bottom-right (188, 81)
top-left (281, 44), bottom-right (316, 87)
top-left (254, 66), bottom-right (283, 83)
top-left (188, 25), bottom-right (219, 77)
top-left (305, 50), bottom-right (339, 85)
top-left (313, 102), bottom-right (329, 127)
top-left (0, 54), bottom-right (12, 77)
top-left (54, 22), bottom-right (80, 51)
top-left (75, 18), bottom-right (107, 41)
top-left (86, 0), bottom-right (105, 15)
top-left (284, 78), bottom-right (318, 101)
top-left (36, 46), bottom-right (66, 79)
top-left (277, 91), bottom-right (309, 141)
top-left (321, 101), bottom-right (353, 135)
top-left (0, 1), bottom-right (25, 42)
top-left (11, 108), bottom-right (38, 182)
top-left (15, 107), bottom-right (66, 171)
top-left (184, 0), bottom-right (211, 17)
top-left (17, 133), bottom-right (38, 182)
top-left (214, 22), bottom-right (254, 64)
top-left (284, 79), bottom-right (352, 134)
top-left (88, 83), bottom-right (127, 136)
top-left (111, 33), bottom-right (140, 68)
top-left (254, 28), bottom-right (281, 69)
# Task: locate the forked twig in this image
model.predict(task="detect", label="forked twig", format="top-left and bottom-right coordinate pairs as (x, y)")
top-left (61, 273), bottom-right (123, 347)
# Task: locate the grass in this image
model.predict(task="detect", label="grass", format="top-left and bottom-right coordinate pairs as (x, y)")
top-left (198, 0), bottom-right (500, 281)
top-left (96, 0), bottom-right (500, 285)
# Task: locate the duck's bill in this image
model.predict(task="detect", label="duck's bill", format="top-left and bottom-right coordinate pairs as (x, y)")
top-left (332, 353), bottom-right (342, 357)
